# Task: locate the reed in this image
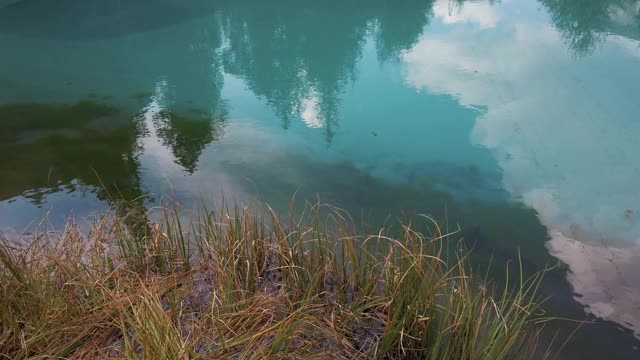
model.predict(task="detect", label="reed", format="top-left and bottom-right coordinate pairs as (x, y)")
top-left (0, 200), bottom-right (555, 359)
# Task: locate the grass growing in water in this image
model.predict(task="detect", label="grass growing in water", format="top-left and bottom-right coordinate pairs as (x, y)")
top-left (0, 201), bottom-right (555, 359)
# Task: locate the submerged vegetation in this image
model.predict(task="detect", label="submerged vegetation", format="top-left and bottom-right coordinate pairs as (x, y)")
top-left (0, 201), bottom-right (556, 359)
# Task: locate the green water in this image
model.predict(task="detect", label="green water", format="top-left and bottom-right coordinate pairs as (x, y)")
top-left (1, 0), bottom-right (639, 357)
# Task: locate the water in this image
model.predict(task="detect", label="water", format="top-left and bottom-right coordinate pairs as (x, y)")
top-left (1, 0), bottom-right (639, 357)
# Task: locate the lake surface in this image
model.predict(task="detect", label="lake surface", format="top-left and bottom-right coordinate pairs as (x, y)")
top-left (1, 0), bottom-right (639, 357)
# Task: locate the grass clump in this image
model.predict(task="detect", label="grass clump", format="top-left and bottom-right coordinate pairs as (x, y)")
top-left (0, 201), bottom-right (552, 359)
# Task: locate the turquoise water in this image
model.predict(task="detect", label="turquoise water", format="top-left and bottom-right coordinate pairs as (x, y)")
top-left (1, 0), bottom-right (640, 357)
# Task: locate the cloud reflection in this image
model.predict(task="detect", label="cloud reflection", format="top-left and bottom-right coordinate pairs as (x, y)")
top-left (432, 0), bottom-right (501, 28)
top-left (403, 17), bottom-right (640, 334)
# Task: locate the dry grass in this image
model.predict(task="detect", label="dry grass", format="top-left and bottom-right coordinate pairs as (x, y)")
top-left (0, 200), bottom-right (557, 359)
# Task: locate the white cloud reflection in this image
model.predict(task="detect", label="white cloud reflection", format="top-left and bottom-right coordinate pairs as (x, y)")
top-left (402, 21), bottom-right (640, 334)
top-left (300, 91), bottom-right (324, 129)
top-left (432, 0), bottom-right (502, 29)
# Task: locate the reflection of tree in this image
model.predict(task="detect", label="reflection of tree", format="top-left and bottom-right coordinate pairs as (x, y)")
top-left (0, 1), bottom-right (230, 203)
top-left (0, 101), bottom-right (141, 202)
top-left (149, 16), bottom-right (228, 174)
top-left (539, 0), bottom-right (640, 56)
top-left (0, 0), bottom-right (221, 39)
top-left (219, 1), bottom-right (363, 143)
top-left (375, 0), bottom-right (436, 61)
top-left (0, 101), bottom-right (148, 235)
top-left (1, 0), bottom-right (436, 145)
top-left (0, 0), bottom-right (499, 203)
top-left (152, 109), bottom-right (224, 173)
top-left (219, 0), bottom-right (434, 143)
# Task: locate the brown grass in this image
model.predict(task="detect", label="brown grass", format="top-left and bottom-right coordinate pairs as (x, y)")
top-left (0, 200), bottom-right (557, 359)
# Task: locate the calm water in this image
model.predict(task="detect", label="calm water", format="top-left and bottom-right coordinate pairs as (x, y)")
top-left (1, 0), bottom-right (639, 357)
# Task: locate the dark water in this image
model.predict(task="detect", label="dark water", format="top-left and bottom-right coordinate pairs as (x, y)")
top-left (1, 0), bottom-right (639, 357)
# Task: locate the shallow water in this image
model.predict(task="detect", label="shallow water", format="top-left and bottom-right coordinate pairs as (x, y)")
top-left (1, 0), bottom-right (640, 357)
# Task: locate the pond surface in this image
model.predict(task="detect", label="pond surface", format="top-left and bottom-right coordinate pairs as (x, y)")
top-left (1, 0), bottom-right (639, 357)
